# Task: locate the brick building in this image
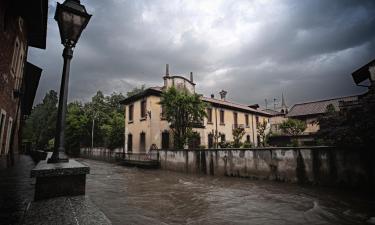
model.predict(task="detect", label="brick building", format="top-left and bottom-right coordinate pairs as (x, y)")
top-left (0, 0), bottom-right (48, 161)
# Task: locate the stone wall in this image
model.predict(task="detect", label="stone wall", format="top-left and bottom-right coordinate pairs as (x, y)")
top-left (152, 147), bottom-right (374, 189)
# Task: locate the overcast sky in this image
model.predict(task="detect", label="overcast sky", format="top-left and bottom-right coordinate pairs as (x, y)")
top-left (28, 0), bottom-right (375, 109)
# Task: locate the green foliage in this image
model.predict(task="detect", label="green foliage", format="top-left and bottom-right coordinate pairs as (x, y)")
top-left (159, 87), bottom-right (207, 149)
top-left (187, 131), bottom-right (201, 149)
top-left (257, 120), bottom-right (268, 146)
top-left (279, 118), bottom-right (306, 136)
top-left (23, 90), bottom-right (126, 153)
top-left (23, 90), bottom-right (58, 150)
top-left (65, 102), bottom-right (90, 155)
top-left (126, 85), bottom-right (146, 97)
top-left (219, 141), bottom-right (233, 148)
top-left (317, 100), bottom-right (375, 148)
top-left (232, 127), bottom-right (245, 148)
top-left (242, 141), bottom-right (253, 148)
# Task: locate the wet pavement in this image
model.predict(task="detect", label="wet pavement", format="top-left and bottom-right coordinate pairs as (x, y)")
top-left (80, 158), bottom-right (375, 225)
top-left (0, 154), bottom-right (35, 225)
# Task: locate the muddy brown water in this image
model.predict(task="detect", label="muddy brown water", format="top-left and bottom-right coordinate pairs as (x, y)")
top-left (79, 158), bottom-right (374, 225)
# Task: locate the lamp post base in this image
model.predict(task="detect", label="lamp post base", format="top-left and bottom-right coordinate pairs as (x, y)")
top-left (47, 152), bottom-right (69, 163)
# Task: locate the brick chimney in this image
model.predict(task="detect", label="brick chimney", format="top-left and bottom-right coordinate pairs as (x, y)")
top-left (219, 90), bottom-right (227, 100)
top-left (165, 64), bottom-right (169, 77)
top-left (190, 72), bottom-right (193, 82)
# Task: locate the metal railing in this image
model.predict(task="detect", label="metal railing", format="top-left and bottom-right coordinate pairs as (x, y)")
top-left (115, 152), bottom-right (159, 162)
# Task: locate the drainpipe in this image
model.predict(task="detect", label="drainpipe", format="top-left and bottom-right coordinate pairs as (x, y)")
top-left (251, 115), bottom-right (255, 144)
top-left (215, 108), bottom-right (218, 148)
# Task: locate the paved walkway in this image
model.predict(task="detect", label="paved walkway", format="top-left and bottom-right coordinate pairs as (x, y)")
top-left (0, 154), bottom-right (111, 225)
top-left (0, 154), bottom-right (35, 225)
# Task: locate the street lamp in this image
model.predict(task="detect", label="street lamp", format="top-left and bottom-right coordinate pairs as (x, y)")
top-left (48, 0), bottom-right (92, 163)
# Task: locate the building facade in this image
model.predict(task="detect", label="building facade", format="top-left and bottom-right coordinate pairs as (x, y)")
top-left (0, 0), bottom-right (48, 159)
top-left (120, 66), bottom-right (271, 153)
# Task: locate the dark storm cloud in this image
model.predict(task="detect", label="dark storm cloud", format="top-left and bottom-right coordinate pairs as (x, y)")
top-left (28, 0), bottom-right (375, 108)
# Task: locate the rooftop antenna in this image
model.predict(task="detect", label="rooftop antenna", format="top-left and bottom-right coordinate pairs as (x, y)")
top-left (273, 98), bottom-right (278, 110)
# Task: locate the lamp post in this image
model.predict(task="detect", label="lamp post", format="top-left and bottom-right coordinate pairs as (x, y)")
top-left (48, 0), bottom-right (91, 163)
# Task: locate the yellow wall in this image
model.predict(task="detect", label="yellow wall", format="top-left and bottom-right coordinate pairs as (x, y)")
top-left (124, 95), bottom-right (270, 153)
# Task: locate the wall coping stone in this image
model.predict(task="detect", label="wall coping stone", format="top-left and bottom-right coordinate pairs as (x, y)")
top-left (152, 146), bottom-right (335, 152)
top-left (31, 159), bottom-right (90, 178)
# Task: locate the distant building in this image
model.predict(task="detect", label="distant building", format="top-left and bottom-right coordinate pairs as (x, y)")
top-left (120, 65), bottom-right (271, 152)
top-left (0, 0), bottom-right (48, 159)
top-left (287, 95), bottom-right (360, 134)
top-left (259, 93), bottom-right (289, 134)
top-left (267, 94), bottom-right (363, 146)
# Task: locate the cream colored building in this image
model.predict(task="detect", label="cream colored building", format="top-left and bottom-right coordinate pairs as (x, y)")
top-left (120, 66), bottom-right (271, 153)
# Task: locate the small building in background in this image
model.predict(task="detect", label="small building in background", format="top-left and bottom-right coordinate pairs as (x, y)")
top-left (287, 95), bottom-right (360, 134)
top-left (0, 0), bottom-right (48, 161)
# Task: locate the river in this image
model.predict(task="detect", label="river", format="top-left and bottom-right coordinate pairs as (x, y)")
top-left (79, 158), bottom-right (374, 225)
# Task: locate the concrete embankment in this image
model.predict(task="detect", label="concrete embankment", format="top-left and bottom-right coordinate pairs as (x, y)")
top-left (152, 147), bottom-right (375, 190)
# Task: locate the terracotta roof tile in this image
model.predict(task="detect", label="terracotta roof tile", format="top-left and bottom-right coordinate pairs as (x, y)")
top-left (287, 95), bottom-right (359, 117)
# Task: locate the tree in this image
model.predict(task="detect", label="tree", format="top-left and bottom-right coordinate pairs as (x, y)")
top-left (232, 127), bottom-right (245, 148)
top-left (101, 111), bottom-right (124, 150)
top-left (257, 120), bottom-right (268, 146)
top-left (317, 101), bottom-right (375, 148)
top-left (127, 85), bottom-right (146, 97)
top-left (65, 102), bottom-right (91, 155)
top-left (159, 87), bottom-right (207, 149)
top-left (279, 118), bottom-right (306, 136)
top-left (23, 90), bottom-right (58, 150)
top-left (23, 90), bottom-right (126, 153)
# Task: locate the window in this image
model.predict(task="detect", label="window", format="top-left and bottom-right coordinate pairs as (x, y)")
top-left (4, 117), bottom-right (13, 155)
top-left (246, 135), bottom-right (251, 143)
top-left (245, 114), bottom-right (249, 127)
top-left (208, 133), bottom-right (214, 148)
top-left (220, 109), bottom-right (225, 124)
top-left (14, 43), bottom-right (24, 90)
top-left (207, 108), bottom-right (212, 123)
top-left (0, 110), bottom-right (6, 155)
top-left (161, 131), bottom-right (170, 149)
top-left (11, 37), bottom-right (20, 77)
top-left (255, 116), bottom-right (259, 127)
top-left (188, 132), bottom-right (201, 149)
top-left (128, 104), bottom-right (134, 122)
top-left (161, 106), bottom-right (166, 119)
top-left (140, 100), bottom-right (147, 119)
top-left (233, 112), bottom-right (238, 126)
top-left (127, 134), bottom-right (133, 152)
top-left (220, 134), bottom-right (226, 142)
top-left (140, 132), bottom-right (146, 152)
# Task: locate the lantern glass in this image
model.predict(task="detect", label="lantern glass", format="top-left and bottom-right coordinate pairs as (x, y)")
top-left (55, 0), bottom-right (91, 47)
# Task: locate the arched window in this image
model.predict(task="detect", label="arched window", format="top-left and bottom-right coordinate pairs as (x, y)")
top-left (246, 135), bottom-right (251, 143)
top-left (161, 131), bottom-right (169, 149)
top-left (127, 133), bottom-right (133, 152)
top-left (140, 132), bottom-right (146, 152)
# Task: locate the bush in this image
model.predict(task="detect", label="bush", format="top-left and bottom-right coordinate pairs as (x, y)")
top-left (242, 141), bottom-right (253, 148)
top-left (219, 141), bottom-right (233, 148)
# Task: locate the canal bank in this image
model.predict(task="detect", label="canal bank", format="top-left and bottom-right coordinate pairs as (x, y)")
top-left (81, 146), bottom-right (375, 191)
top-left (155, 147), bottom-right (375, 194)
top-left (80, 158), bottom-right (375, 225)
